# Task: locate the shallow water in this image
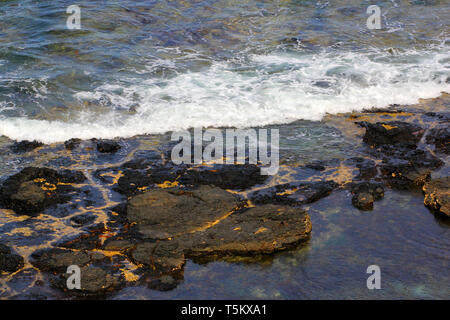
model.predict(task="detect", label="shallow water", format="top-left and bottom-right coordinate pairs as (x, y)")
top-left (113, 190), bottom-right (450, 300)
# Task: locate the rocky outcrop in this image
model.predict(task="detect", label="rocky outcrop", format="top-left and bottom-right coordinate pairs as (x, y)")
top-left (426, 125), bottom-right (450, 154)
top-left (423, 177), bottom-right (449, 217)
top-left (359, 121), bottom-right (425, 148)
top-left (378, 147), bottom-right (442, 189)
top-left (179, 164), bottom-right (268, 190)
top-left (249, 181), bottom-right (338, 206)
top-left (124, 186), bottom-right (311, 276)
top-left (10, 140), bottom-right (44, 153)
top-left (64, 138), bottom-right (81, 150)
top-left (127, 185), bottom-right (243, 237)
top-left (350, 182), bottom-right (384, 211)
top-left (180, 204), bottom-right (311, 257)
top-left (114, 165), bottom-right (183, 197)
top-left (0, 244), bottom-right (24, 273)
top-left (30, 247), bottom-right (125, 297)
top-left (0, 167), bottom-right (86, 215)
top-left (96, 141), bottom-right (121, 153)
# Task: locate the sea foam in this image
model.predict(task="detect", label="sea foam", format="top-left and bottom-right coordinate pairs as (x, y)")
top-left (0, 47), bottom-right (449, 143)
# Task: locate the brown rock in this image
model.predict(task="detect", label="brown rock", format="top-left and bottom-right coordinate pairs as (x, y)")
top-left (423, 177), bottom-right (450, 217)
top-left (127, 185), bottom-right (242, 237)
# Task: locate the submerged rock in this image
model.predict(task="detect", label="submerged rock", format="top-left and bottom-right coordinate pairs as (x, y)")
top-left (131, 240), bottom-right (185, 275)
top-left (0, 167), bottom-right (86, 215)
top-left (0, 244), bottom-right (24, 273)
top-left (249, 181), bottom-right (338, 206)
top-left (30, 248), bottom-right (91, 273)
top-left (379, 147), bottom-right (442, 189)
top-left (350, 182), bottom-right (384, 211)
top-left (426, 125), bottom-right (450, 154)
top-left (343, 157), bottom-right (377, 180)
top-left (359, 121), bottom-right (425, 148)
top-left (423, 177), bottom-right (449, 217)
top-left (30, 247), bottom-right (125, 297)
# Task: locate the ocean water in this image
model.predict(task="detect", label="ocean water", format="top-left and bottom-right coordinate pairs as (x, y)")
top-left (0, 0), bottom-right (449, 300)
top-left (0, 0), bottom-right (449, 142)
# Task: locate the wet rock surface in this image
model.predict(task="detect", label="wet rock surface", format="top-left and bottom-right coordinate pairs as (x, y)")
top-left (426, 125), bottom-right (450, 154)
top-left (0, 244), bottom-right (24, 273)
top-left (30, 247), bottom-right (125, 297)
top-left (350, 182), bottom-right (384, 211)
top-left (127, 185), bottom-right (243, 237)
top-left (359, 121), bottom-right (425, 148)
top-left (180, 204), bottom-right (312, 257)
top-left (96, 141), bottom-right (122, 154)
top-left (10, 140), bottom-right (44, 153)
top-left (423, 177), bottom-right (450, 217)
top-left (0, 167), bottom-right (86, 215)
top-left (249, 181), bottom-right (338, 206)
top-left (0, 96), bottom-right (449, 298)
top-left (178, 164), bottom-right (268, 190)
top-left (64, 138), bottom-right (81, 150)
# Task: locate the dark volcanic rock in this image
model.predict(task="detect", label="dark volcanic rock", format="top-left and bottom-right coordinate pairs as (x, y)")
top-left (0, 244), bottom-right (24, 273)
top-left (426, 125), bottom-right (450, 154)
top-left (125, 186), bottom-right (311, 276)
top-left (0, 167), bottom-right (86, 215)
top-left (97, 141), bottom-right (121, 153)
top-left (64, 138), bottom-right (82, 150)
top-left (131, 240), bottom-right (185, 275)
top-left (114, 165), bottom-right (183, 197)
top-left (127, 185), bottom-right (242, 237)
top-left (423, 177), bottom-right (449, 217)
top-left (343, 157), bottom-right (377, 180)
top-left (179, 164), bottom-right (267, 190)
top-left (30, 248), bottom-right (125, 297)
top-left (181, 204), bottom-right (312, 257)
top-left (50, 265), bottom-right (125, 297)
top-left (352, 193), bottom-right (374, 211)
top-left (359, 121), bottom-right (425, 148)
top-left (379, 147), bottom-right (443, 189)
top-left (249, 181), bottom-right (338, 206)
top-left (350, 182), bottom-right (384, 211)
top-left (30, 248), bottom-right (91, 273)
top-left (70, 213), bottom-right (96, 227)
top-left (10, 140), bottom-right (44, 153)
top-left (147, 275), bottom-right (179, 291)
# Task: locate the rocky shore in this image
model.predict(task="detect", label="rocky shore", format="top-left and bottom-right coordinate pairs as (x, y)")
top-left (0, 94), bottom-right (448, 298)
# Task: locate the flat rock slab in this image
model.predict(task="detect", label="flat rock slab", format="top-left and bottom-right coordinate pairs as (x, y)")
top-left (128, 185), bottom-right (242, 237)
top-left (126, 186), bottom-right (311, 274)
top-left (423, 177), bottom-right (450, 217)
top-left (180, 204), bottom-right (312, 257)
